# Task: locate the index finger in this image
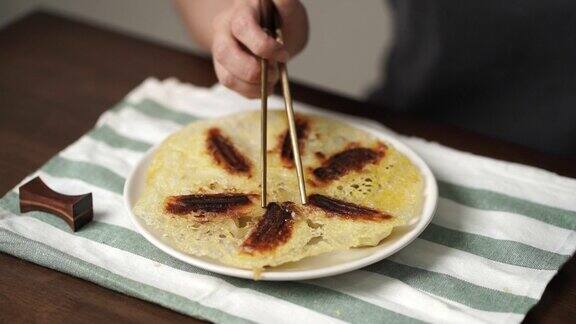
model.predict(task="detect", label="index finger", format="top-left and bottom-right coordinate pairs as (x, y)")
top-left (229, 6), bottom-right (289, 62)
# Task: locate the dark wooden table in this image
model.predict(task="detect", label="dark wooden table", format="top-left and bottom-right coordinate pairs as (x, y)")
top-left (0, 11), bottom-right (574, 323)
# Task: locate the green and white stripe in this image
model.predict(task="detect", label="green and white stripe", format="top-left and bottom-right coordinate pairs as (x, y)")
top-left (1, 78), bottom-right (574, 323)
top-left (88, 125), bottom-right (152, 152)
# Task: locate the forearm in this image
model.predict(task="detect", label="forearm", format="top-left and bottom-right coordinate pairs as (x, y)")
top-left (174, 0), bottom-right (233, 51)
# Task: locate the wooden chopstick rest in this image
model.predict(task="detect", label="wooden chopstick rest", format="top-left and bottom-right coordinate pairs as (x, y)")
top-left (19, 176), bottom-right (93, 231)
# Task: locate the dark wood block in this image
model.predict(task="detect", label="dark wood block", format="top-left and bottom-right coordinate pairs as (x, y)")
top-left (19, 176), bottom-right (93, 231)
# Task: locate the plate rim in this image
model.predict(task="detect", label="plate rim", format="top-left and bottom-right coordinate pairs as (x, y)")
top-left (123, 112), bottom-right (438, 281)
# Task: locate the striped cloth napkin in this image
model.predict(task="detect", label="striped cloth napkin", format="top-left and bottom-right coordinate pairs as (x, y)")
top-left (1, 78), bottom-right (575, 324)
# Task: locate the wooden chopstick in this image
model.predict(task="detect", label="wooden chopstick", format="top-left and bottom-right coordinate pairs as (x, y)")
top-left (259, 0), bottom-right (307, 206)
top-left (276, 30), bottom-right (308, 205)
top-left (260, 57), bottom-right (269, 208)
top-left (259, 0), bottom-right (273, 208)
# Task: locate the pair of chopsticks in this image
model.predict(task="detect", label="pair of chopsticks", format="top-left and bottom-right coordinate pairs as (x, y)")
top-left (259, 0), bottom-right (307, 207)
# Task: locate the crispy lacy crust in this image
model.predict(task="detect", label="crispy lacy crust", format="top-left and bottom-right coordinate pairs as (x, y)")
top-left (135, 111), bottom-right (425, 272)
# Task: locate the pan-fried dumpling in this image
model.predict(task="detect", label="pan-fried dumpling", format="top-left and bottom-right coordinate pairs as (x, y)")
top-left (133, 110), bottom-right (424, 271)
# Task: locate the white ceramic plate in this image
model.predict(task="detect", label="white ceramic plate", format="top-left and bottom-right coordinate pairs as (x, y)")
top-left (123, 114), bottom-right (438, 281)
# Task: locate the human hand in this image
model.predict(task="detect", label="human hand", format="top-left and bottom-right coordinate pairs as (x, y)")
top-left (211, 0), bottom-right (309, 98)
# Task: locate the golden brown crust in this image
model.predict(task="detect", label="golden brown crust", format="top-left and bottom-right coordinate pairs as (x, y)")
top-left (279, 118), bottom-right (310, 168)
top-left (165, 193), bottom-right (252, 214)
top-left (207, 128), bottom-right (251, 175)
top-left (241, 202), bottom-right (295, 253)
top-left (308, 194), bottom-right (392, 221)
top-left (314, 151), bottom-right (326, 161)
top-left (312, 145), bottom-right (385, 184)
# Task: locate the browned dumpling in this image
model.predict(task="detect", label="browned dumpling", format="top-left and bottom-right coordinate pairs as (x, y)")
top-left (134, 111), bottom-right (424, 272)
